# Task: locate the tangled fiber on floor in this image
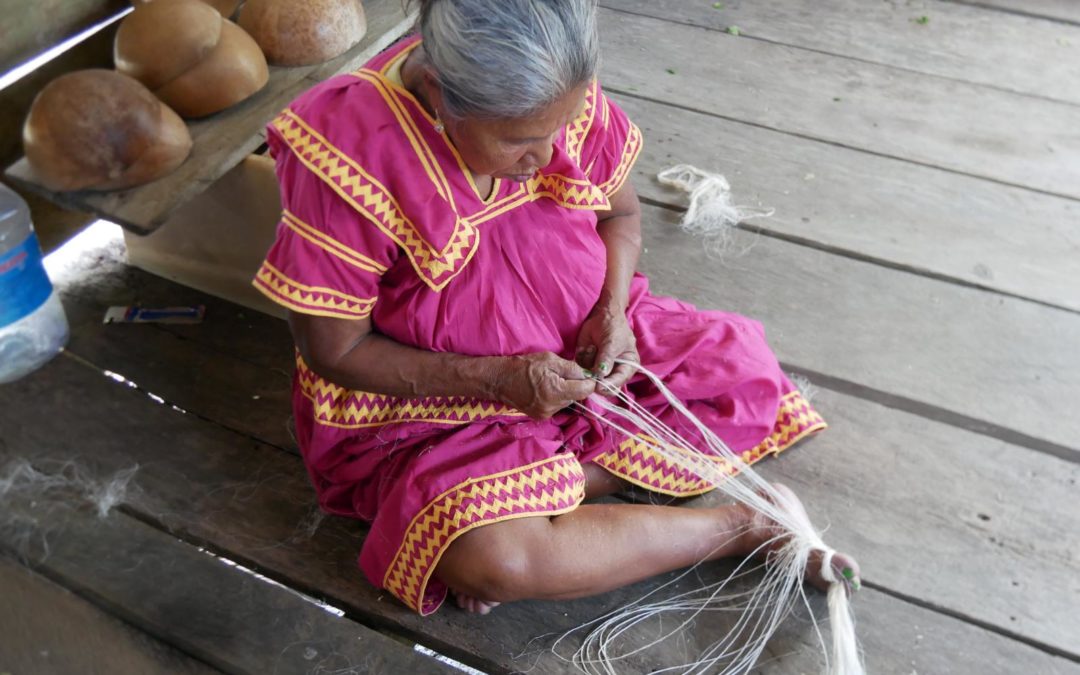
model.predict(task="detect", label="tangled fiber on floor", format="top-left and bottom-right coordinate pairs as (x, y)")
top-left (554, 362), bottom-right (863, 675)
top-left (657, 165), bottom-right (774, 260)
top-left (0, 459), bottom-right (138, 560)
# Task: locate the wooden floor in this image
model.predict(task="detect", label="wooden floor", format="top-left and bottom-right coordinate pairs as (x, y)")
top-left (3, 2), bottom-right (1079, 673)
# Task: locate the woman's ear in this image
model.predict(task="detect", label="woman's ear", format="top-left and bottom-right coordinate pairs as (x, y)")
top-left (422, 69), bottom-right (446, 119)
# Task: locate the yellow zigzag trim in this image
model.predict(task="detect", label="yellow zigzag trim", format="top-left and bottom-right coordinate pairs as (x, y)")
top-left (599, 122), bottom-right (643, 197)
top-left (298, 355), bottom-right (525, 429)
top-left (272, 110), bottom-right (478, 292)
top-left (253, 262), bottom-right (375, 319)
top-left (595, 390), bottom-right (826, 497)
top-left (282, 210), bottom-right (387, 274)
top-left (565, 80), bottom-right (599, 164)
top-left (383, 455), bottom-right (586, 613)
top-left (359, 56), bottom-right (500, 206)
top-left (351, 69), bottom-right (458, 212)
top-left (528, 172), bottom-right (610, 210)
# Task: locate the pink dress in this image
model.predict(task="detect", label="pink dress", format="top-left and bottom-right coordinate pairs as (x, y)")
top-left (254, 36), bottom-right (825, 616)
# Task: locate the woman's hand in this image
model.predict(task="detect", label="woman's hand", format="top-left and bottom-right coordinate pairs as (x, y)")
top-left (496, 352), bottom-right (597, 419)
top-left (576, 300), bottom-right (639, 396)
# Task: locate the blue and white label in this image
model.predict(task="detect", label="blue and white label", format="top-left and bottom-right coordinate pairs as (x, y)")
top-left (0, 233), bottom-right (52, 328)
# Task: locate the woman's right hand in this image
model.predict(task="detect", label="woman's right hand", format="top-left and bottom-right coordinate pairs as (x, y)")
top-left (496, 352), bottom-right (597, 420)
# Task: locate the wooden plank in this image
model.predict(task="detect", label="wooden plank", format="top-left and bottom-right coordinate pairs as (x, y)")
top-left (3, 0), bottom-right (415, 234)
top-left (33, 239), bottom-right (1080, 657)
top-left (60, 316), bottom-right (1080, 660)
top-left (603, 0), bottom-right (1080, 104)
top-left (635, 203), bottom-right (1080, 455)
top-left (48, 230), bottom-right (296, 450)
top-left (596, 7), bottom-right (1080, 200)
top-left (0, 0), bottom-right (126, 74)
top-left (56, 205), bottom-right (1080, 457)
top-left (741, 387), bottom-right (1080, 657)
top-left (1, 347), bottom-right (1077, 672)
top-left (947, 0), bottom-right (1080, 24)
top-left (0, 499), bottom-right (459, 674)
top-left (56, 298), bottom-right (1080, 662)
top-left (614, 93), bottom-right (1080, 311)
top-left (0, 557), bottom-right (221, 675)
top-left (122, 154), bottom-right (287, 317)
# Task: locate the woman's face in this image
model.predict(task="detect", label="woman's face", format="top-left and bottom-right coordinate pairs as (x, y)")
top-left (445, 84), bottom-right (590, 181)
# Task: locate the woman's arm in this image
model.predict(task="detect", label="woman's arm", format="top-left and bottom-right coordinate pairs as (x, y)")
top-left (576, 182), bottom-right (643, 391)
top-left (595, 182), bottom-right (643, 313)
top-left (289, 312), bottom-right (596, 419)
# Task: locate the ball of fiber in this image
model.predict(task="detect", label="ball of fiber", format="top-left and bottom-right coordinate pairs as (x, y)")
top-left (23, 70), bottom-right (193, 191)
top-left (116, 0), bottom-right (268, 118)
top-left (239, 0), bottom-right (367, 66)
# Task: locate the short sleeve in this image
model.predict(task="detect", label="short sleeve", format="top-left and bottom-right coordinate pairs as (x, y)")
top-left (252, 140), bottom-right (400, 320)
top-left (578, 86), bottom-right (644, 198)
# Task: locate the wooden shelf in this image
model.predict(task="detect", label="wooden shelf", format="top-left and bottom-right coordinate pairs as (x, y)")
top-left (4, 0), bottom-right (414, 235)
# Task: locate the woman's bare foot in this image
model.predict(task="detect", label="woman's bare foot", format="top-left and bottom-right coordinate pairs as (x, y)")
top-left (738, 483), bottom-right (861, 594)
top-left (451, 588), bottom-right (501, 615)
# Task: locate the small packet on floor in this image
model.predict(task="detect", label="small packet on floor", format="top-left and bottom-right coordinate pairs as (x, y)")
top-left (103, 305), bottom-right (206, 324)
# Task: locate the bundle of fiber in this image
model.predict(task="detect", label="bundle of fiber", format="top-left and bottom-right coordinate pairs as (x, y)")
top-left (559, 364), bottom-right (865, 675)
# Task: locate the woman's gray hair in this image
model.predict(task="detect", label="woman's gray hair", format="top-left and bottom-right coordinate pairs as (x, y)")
top-left (412, 0), bottom-right (599, 119)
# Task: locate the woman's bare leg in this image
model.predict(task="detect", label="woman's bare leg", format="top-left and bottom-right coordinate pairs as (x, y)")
top-left (450, 463), bottom-right (629, 613)
top-left (438, 483), bottom-right (858, 613)
top-left (582, 462), bottom-right (630, 500)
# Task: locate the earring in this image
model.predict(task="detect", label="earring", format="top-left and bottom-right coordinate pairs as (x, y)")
top-left (434, 116), bottom-right (445, 134)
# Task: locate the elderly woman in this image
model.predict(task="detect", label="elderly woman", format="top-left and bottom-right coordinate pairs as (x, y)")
top-left (254, 0), bottom-right (858, 616)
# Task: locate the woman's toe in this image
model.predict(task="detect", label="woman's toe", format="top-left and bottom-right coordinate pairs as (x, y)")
top-left (808, 549), bottom-right (861, 594)
top-left (451, 589), bottom-right (501, 615)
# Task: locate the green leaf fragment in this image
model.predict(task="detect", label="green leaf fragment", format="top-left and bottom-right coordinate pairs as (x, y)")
top-left (726, 25), bottom-right (741, 36)
top-left (915, 15), bottom-right (930, 24)
top-left (712, 2), bottom-right (724, 8)
top-left (666, 68), bottom-right (676, 74)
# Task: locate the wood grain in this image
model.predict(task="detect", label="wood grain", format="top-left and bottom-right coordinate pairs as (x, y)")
top-left (1, 349), bottom-right (1077, 672)
top-left (56, 204), bottom-right (1080, 458)
top-left (0, 0), bottom-right (126, 74)
top-left (0, 557), bottom-right (221, 675)
top-left (635, 203), bottom-right (1080, 455)
top-left (0, 499), bottom-right (459, 674)
top-left (603, 0), bottom-right (1080, 104)
top-left (28, 235), bottom-right (1080, 657)
top-left (946, 0), bottom-right (1080, 23)
top-left (614, 93), bottom-right (1080, 311)
top-left (597, 8), bottom-right (1080, 200)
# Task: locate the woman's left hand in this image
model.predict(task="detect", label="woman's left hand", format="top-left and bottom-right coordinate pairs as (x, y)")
top-left (576, 301), bottom-right (639, 396)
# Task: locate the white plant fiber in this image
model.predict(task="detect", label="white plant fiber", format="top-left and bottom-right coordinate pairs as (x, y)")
top-left (0, 459), bottom-right (138, 559)
top-left (657, 165), bottom-right (774, 259)
top-left (556, 361), bottom-right (863, 675)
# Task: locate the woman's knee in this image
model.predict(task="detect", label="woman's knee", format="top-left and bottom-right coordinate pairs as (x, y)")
top-left (436, 517), bottom-right (550, 602)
